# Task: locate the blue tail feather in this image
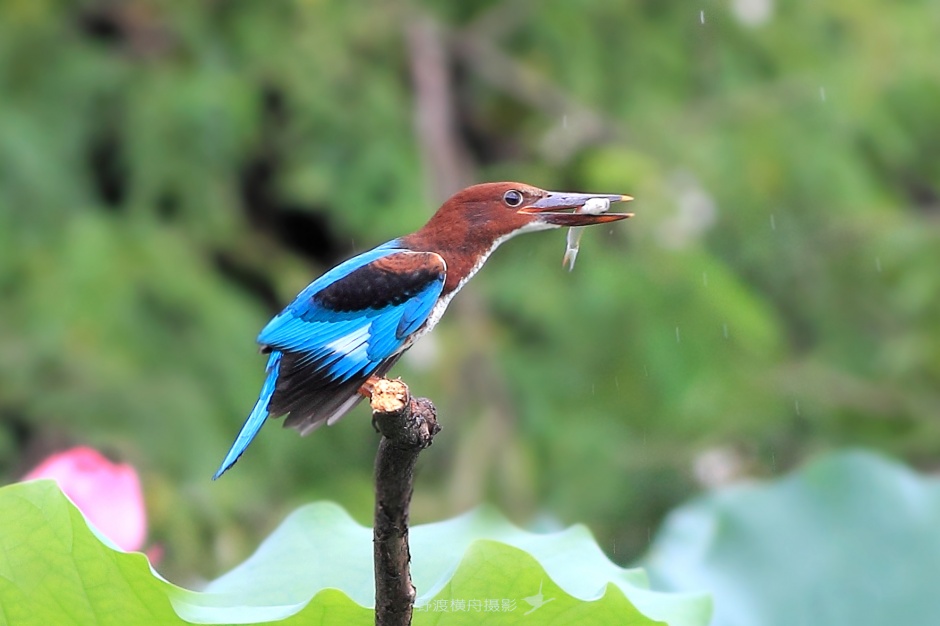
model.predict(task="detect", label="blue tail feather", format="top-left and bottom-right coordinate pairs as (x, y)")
top-left (212, 351), bottom-right (282, 480)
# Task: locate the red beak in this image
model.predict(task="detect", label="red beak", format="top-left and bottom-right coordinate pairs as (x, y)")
top-left (518, 192), bottom-right (634, 226)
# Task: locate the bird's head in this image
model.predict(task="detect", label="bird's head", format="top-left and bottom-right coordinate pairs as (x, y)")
top-left (418, 182), bottom-right (633, 249)
top-left (406, 182), bottom-right (633, 292)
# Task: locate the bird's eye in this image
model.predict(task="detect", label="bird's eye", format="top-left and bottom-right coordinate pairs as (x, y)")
top-left (503, 189), bottom-right (524, 207)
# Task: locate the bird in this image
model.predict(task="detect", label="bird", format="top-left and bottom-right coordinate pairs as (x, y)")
top-left (213, 182), bottom-right (632, 479)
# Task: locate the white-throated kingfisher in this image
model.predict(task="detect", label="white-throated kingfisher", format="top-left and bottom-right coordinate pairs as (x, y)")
top-left (214, 182), bottom-right (632, 478)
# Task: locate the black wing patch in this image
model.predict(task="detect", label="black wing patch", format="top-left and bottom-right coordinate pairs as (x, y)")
top-left (312, 252), bottom-right (446, 313)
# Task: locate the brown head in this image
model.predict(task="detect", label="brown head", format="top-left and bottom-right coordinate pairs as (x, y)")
top-left (402, 182), bottom-right (633, 292)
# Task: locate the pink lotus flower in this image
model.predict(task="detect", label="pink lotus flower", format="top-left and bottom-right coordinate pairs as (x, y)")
top-left (24, 446), bottom-right (147, 553)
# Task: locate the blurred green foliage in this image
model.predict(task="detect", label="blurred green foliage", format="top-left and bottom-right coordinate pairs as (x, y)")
top-left (1, 0), bottom-right (937, 585)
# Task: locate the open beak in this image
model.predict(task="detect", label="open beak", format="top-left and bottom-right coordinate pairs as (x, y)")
top-left (518, 191), bottom-right (634, 226)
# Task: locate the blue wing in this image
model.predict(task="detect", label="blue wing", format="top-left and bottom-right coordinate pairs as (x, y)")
top-left (213, 244), bottom-right (446, 478)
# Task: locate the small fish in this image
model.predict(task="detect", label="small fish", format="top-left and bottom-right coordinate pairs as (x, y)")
top-left (563, 197), bottom-right (610, 271)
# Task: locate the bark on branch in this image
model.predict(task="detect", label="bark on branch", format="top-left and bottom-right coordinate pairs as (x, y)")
top-left (370, 378), bottom-right (440, 626)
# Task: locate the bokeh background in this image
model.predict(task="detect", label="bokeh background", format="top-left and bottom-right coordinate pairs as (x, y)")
top-left (1, 0), bottom-right (938, 586)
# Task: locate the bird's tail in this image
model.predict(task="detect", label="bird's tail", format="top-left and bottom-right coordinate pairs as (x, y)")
top-left (212, 351), bottom-right (282, 480)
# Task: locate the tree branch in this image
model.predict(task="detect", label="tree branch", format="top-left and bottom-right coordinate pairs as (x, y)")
top-left (371, 378), bottom-right (440, 626)
top-left (405, 13), bottom-right (473, 203)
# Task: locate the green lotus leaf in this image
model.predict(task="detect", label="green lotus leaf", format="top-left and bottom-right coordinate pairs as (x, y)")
top-left (643, 450), bottom-right (940, 626)
top-left (0, 480), bottom-right (709, 626)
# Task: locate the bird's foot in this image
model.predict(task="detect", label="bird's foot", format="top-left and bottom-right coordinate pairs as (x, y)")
top-left (358, 375), bottom-right (382, 399)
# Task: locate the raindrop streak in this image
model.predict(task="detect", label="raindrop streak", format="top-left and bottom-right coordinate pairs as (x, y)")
top-left (795, 400), bottom-right (801, 416)
top-left (770, 214), bottom-right (776, 231)
top-left (875, 257), bottom-right (882, 273)
top-left (819, 86), bottom-right (827, 102)
top-left (675, 326), bottom-right (681, 343)
top-left (614, 376), bottom-right (620, 390)
top-left (643, 365), bottom-right (649, 378)
top-left (562, 114), bottom-right (568, 129)
top-left (722, 323), bottom-right (729, 339)
top-left (702, 272), bottom-right (709, 287)
top-left (700, 10), bottom-right (705, 24)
